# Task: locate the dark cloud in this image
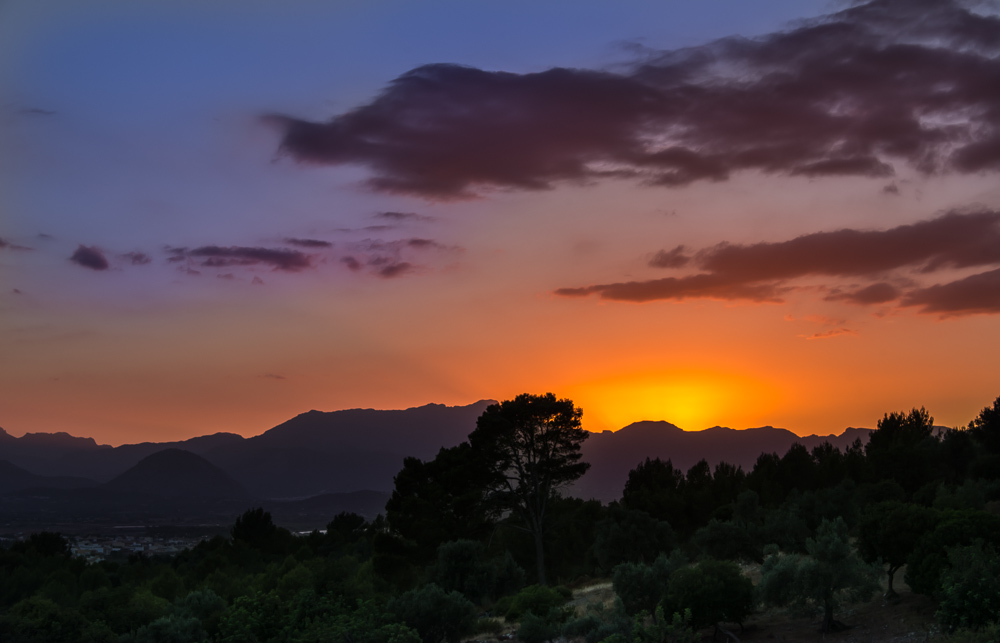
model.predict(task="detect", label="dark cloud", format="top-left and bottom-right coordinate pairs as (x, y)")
top-left (694, 210), bottom-right (1000, 280)
top-left (270, 0), bottom-right (1000, 198)
top-left (70, 245), bottom-right (109, 271)
top-left (555, 275), bottom-right (786, 303)
top-left (168, 245), bottom-right (311, 271)
top-left (825, 282), bottom-right (900, 304)
top-left (122, 251), bottom-right (151, 265)
top-left (284, 237), bottom-right (333, 248)
top-left (557, 210), bottom-right (1000, 311)
top-left (649, 245), bottom-right (690, 268)
top-left (375, 211), bottom-right (435, 222)
top-left (263, 373), bottom-right (286, 380)
top-left (378, 262), bottom-right (413, 278)
top-left (901, 268), bottom-right (1000, 315)
top-left (332, 237), bottom-right (458, 277)
top-left (406, 238), bottom-right (443, 249)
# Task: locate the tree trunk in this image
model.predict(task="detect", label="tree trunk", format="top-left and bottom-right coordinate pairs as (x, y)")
top-left (822, 600), bottom-right (834, 633)
top-left (534, 526), bottom-right (547, 586)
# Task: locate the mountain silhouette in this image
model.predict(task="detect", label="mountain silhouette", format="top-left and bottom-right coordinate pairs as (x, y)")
top-left (1, 402), bottom-right (875, 518)
top-left (0, 460), bottom-right (97, 494)
top-left (571, 421), bottom-right (872, 502)
top-left (204, 401), bottom-right (495, 497)
top-left (104, 449), bottom-right (248, 500)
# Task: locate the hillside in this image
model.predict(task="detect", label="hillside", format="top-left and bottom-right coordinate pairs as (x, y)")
top-left (104, 449), bottom-right (248, 500)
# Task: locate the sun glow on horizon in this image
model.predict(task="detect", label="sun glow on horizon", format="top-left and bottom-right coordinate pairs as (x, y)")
top-left (568, 369), bottom-right (782, 434)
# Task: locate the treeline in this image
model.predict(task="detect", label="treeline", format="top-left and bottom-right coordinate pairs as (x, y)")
top-left (2, 395), bottom-right (1000, 642)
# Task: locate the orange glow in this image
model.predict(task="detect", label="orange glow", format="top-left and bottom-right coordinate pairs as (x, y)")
top-left (567, 369), bottom-right (782, 433)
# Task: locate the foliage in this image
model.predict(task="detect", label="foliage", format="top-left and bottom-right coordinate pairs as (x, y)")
top-left (865, 407), bottom-right (940, 493)
top-left (906, 510), bottom-right (1000, 596)
top-left (10, 531), bottom-right (71, 558)
top-left (384, 443), bottom-right (497, 565)
top-left (428, 539), bottom-right (525, 604)
top-left (387, 583), bottom-right (477, 643)
top-left (612, 551), bottom-right (687, 617)
top-left (0, 595), bottom-right (114, 643)
top-left (622, 458), bottom-right (685, 526)
top-left (133, 614), bottom-right (206, 643)
top-left (692, 519), bottom-right (760, 562)
top-left (469, 393), bottom-right (590, 585)
top-left (517, 609), bottom-right (566, 643)
top-left (500, 583), bottom-right (572, 621)
top-left (758, 517), bottom-right (880, 632)
top-left (937, 541), bottom-right (1000, 633)
top-left (857, 501), bottom-right (940, 597)
top-left (968, 396), bottom-right (1000, 454)
top-left (231, 507), bottom-right (293, 555)
top-left (594, 504), bottom-right (675, 570)
top-left (598, 606), bottom-right (697, 643)
top-left (664, 559), bottom-right (754, 629)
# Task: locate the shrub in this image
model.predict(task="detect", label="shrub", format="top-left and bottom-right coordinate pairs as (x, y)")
top-left (938, 541), bottom-right (1000, 633)
top-left (517, 610), bottom-right (563, 643)
top-left (665, 559), bottom-right (754, 629)
top-left (612, 551), bottom-right (687, 616)
top-left (387, 583), bottom-right (477, 643)
top-left (502, 584), bottom-right (571, 621)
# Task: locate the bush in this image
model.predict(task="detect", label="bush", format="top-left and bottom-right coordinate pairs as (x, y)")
top-left (665, 559), bottom-right (754, 629)
top-left (517, 609), bottom-right (564, 643)
top-left (938, 541), bottom-right (1000, 633)
top-left (692, 519), bottom-right (760, 562)
top-left (612, 551), bottom-right (686, 616)
top-left (133, 614), bottom-right (206, 643)
top-left (387, 583), bottom-right (477, 643)
top-left (502, 584), bottom-right (571, 621)
top-left (429, 540), bottom-right (526, 604)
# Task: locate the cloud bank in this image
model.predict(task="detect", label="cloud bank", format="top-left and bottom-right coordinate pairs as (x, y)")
top-left (167, 246), bottom-right (312, 271)
top-left (269, 0), bottom-right (1000, 199)
top-left (556, 210), bottom-right (1000, 316)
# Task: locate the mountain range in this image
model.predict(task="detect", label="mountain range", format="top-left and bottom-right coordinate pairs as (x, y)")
top-left (0, 401), bottom-right (873, 527)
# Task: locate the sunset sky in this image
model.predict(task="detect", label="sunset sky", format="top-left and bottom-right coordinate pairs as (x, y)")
top-left (2, 0), bottom-right (999, 446)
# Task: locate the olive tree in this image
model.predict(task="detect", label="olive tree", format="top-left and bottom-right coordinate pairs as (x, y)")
top-left (758, 517), bottom-right (880, 632)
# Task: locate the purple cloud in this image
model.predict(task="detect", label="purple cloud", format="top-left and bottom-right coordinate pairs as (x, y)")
top-left (269, 0), bottom-right (1000, 199)
top-left (378, 262), bottom-right (413, 278)
top-left (284, 237), bottom-right (333, 248)
top-left (121, 252), bottom-right (151, 265)
top-left (169, 245), bottom-right (311, 271)
top-left (70, 245), bottom-right (109, 271)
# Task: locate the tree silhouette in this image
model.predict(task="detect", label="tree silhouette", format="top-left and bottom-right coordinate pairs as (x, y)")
top-left (469, 393), bottom-right (589, 585)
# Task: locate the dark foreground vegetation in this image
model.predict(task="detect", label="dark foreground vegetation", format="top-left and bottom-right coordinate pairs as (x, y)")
top-left (3, 393), bottom-right (1000, 642)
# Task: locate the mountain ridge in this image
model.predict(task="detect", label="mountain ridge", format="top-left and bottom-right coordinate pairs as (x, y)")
top-left (1, 402), bottom-right (873, 509)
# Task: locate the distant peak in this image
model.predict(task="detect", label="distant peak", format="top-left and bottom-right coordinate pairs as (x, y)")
top-left (619, 420), bottom-right (684, 433)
